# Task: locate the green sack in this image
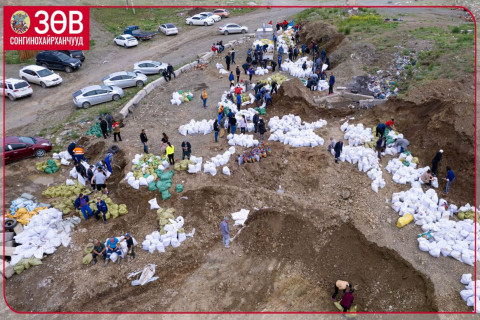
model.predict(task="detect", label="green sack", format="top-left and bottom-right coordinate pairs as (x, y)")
top-left (402, 161), bottom-right (410, 167)
top-left (14, 264), bottom-right (25, 274)
top-left (403, 150), bottom-right (411, 156)
top-left (176, 184), bottom-right (184, 193)
top-left (157, 181), bottom-right (170, 192)
top-left (161, 190), bottom-right (171, 201)
top-left (28, 257), bottom-right (42, 266)
top-left (148, 181), bottom-right (157, 191)
top-left (160, 170), bottom-right (174, 181)
top-left (82, 253), bottom-right (93, 264)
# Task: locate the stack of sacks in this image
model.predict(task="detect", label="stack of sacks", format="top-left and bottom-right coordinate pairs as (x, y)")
top-left (203, 162), bottom-right (217, 176)
top-left (218, 91), bottom-right (239, 113)
top-left (336, 145), bottom-right (386, 192)
top-left (342, 122), bottom-right (373, 146)
top-left (459, 274), bottom-right (480, 313)
top-left (142, 216), bottom-right (193, 253)
top-left (392, 185), bottom-right (478, 265)
top-left (268, 114), bottom-right (327, 132)
top-left (237, 108), bottom-right (260, 122)
top-left (316, 80), bottom-right (329, 91)
top-left (269, 128), bottom-right (324, 148)
top-left (10, 208), bottom-right (78, 266)
top-left (204, 147), bottom-right (236, 176)
top-left (187, 156), bottom-right (203, 174)
top-left (385, 158), bottom-right (427, 185)
top-left (253, 39), bottom-right (274, 52)
top-left (457, 204), bottom-right (476, 221)
top-left (171, 92), bottom-right (183, 106)
top-left (280, 57), bottom-right (313, 78)
top-left (52, 151), bottom-right (73, 165)
top-left (227, 134), bottom-right (259, 147)
top-left (178, 119), bottom-right (214, 136)
top-left (254, 67), bottom-right (269, 76)
top-left (240, 93), bottom-right (256, 106)
top-left (125, 154), bottom-right (169, 190)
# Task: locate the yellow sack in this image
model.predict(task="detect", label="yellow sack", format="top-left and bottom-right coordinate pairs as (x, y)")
top-left (333, 301), bottom-right (357, 316)
top-left (82, 253), bottom-right (93, 264)
top-left (84, 243), bottom-right (94, 254)
top-left (397, 213), bottom-right (414, 228)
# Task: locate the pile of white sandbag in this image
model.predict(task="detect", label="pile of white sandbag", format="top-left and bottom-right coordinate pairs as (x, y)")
top-left (392, 185), bottom-right (479, 265)
top-left (269, 128), bottom-right (324, 148)
top-left (385, 158), bottom-right (424, 185)
top-left (268, 114), bottom-right (327, 132)
top-left (218, 91), bottom-right (240, 113)
top-left (255, 67), bottom-right (269, 76)
top-left (52, 151), bottom-right (72, 165)
top-left (280, 56), bottom-right (313, 78)
top-left (170, 92), bottom-right (183, 106)
top-left (10, 208), bottom-right (80, 266)
top-left (227, 134), bottom-right (259, 147)
top-left (335, 145), bottom-right (386, 192)
top-left (187, 155), bottom-right (203, 174)
top-left (204, 147), bottom-right (236, 176)
top-left (125, 154), bottom-right (168, 190)
top-left (178, 119), bottom-right (215, 136)
top-left (231, 209), bottom-right (250, 226)
top-left (342, 122), bottom-right (373, 146)
top-left (237, 108), bottom-right (260, 122)
top-left (460, 274), bottom-right (480, 313)
top-left (142, 216), bottom-right (194, 253)
top-left (69, 160), bottom-right (101, 186)
top-left (253, 40), bottom-right (274, 52)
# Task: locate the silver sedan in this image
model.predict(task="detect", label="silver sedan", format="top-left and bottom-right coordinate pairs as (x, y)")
top-left (133, 60), bottom-right (168, 75)
top-left (73, 85), bottom-right (124, 108)
top-left (102, 71), bottom-right (148, 88)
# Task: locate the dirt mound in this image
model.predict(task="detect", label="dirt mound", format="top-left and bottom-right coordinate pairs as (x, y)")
top-left (240, 209), bottom-right (438, 312)
top-left (299, 21), bottom-right (345, 67)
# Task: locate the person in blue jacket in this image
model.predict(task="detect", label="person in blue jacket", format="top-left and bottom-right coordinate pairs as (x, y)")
top-left (104, 153), bottom-right (113, 174)
top-left (444, 166), bottom-right (455, 195)
top-left (376, 123), bottom-right (387, 137)
top-left (273, 34), bottom-right (277, 48)
top-left (94, 196), bottom-right (108, 224)
top-left (278, 55), bottom-right (282, 69)
top-left (236, 93), bottom-right (242, 111)
top-left (321, 49), bottom-right (326, 62)
top-left (329, 73), bottom-right (335, 95)
top-left (67, 141), bottom-right (76, 160)
top-left (229, 71), bottom-right (235, 87)
top-left (74, 193), bottom-right (93, 220)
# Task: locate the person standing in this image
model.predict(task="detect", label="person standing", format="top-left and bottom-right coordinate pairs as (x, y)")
top-left (121, 233), bottom-right (136, 262)
top-left (239, 115), bottom-right (247, 134)
top-left (100, 117), bottom-right (109, 139)
top-left (327, 137), bottom-right (336, 153)
top-left (225, 53), bottom-right (231, 71)
top-left (201, 89), bottom-right (208, 108)
top-left (113, 120), bottom-right (122, 142)
top-left (236, 66), bottom-right (241, 83)
top-left (376, 136), bottom-right (386, 159)
top-left (230, 48), bottom-right (236, 64)
top-left (167, 63), bottom-right (175, 79)
top-left (278, 55), bottom-right (282, 69)
top-left (332, 280), bottom-right (351, 301)
top-left (140, 129), bottom-right (149, 154)
top-left (328, 73), bottom-right (335, 95)
top-left (228, 71), bottom-right (235, 87)
top-left (431, 149), bottom-right (443, 177)
top-left (258, 118), bottom-right (267, 140)
top-left (229, 115), bottom-right (237, 135)
top-left (236, 92), bottom-right (242, 111)
top-left (444, 166), bottom-right (455, 195)
top-left (162, 68), bottom-right (170, 82)
top-left (253, 111), bottom-right (259, 134)
top-left (87, 165), bottom-right (96, 190)
top-left (92, 239), bottom-right (107, 265)
top-left (166, 142), bottom-right (175, 165)
top-left (242, 62), bottom-right (249, 75)
top-left (94, 196), bottom-right (108, 224)
top-left (181, 139), bottom-right (192, 160)
top-left (248, 66), bottom-right (253, 81)
top-left (213, 119), bottom-right (220, 142)
top-left (92, 167), bottom-right (109, 195)
top-left (334, 138), bottom-right (343, 163)
top-left (264, 91), bottom-right (273, 107)
top-left (220, 217), bottom-right (230, 248)
top-left (74, 193), bottom-right (93, 220)
top-left (271, 60), bottom-right (277, 72)
top-left (273, 34), bottom-right (277, 48)
top-left (295, 31), bottom-right (300, 44)
top-left (105, 113), bottom-right (113, 133)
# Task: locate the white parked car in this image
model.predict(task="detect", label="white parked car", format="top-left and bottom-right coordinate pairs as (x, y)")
top-left (133, 61), bottom-right (169, 75)
top-left (19, 65), bottom-right (63, 88)
top-left (113, 34), bottom-right (138, 48)
top-left (199, 12), bottom-right (221, 22)
top-left (158, 23), bottom-right (178, 35)
top-left (218, 24), bottom-right (249, 35)
top-left (102, 71), bottom-right (148, 88)
top-left (186, 15), bottom-right (215, 26)
top-left (2, 78), bottom-right (33, 101)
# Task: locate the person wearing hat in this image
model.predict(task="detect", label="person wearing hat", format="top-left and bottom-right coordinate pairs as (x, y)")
top-left (94, 196), bottom-right (108, 224)
top-left (181, 139), bottom-right (192, 160)
top-left (105, 237), bottom-right (122, 266)
top-left (431, 149), bottom-right (443, 177)
top-left (121, 233), bottom-right (136, 262)
top-left (220, 217), bottom-right (230, 248)
top-left (385, 118), bottom-right (395, 130)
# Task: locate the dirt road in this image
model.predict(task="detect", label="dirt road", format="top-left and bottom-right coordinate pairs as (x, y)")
top-left (4, 7), bottom-right (302, 135)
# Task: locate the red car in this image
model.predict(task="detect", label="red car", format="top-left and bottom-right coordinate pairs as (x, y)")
top-left (4, 136), bottom-right (52, 164)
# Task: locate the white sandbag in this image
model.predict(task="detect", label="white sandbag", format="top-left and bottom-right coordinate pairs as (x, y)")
top-left (222, 166), bottom-right (231, 176)
top-left (66, 179), bottom-right (75, 186)
top-left (69, 168), bottom-right (78, 179)
top-left (178, 233), bottom-right (187, 242)
top-left (132, 180), bottom-right (140, 190)
top-left (77, 174), bottom-right (86, 187)
top-left (162, 237), bottom-right (171, 247)
top-left (461, 274), bottom-right (473, 285)
top-left (429, 247), bottom-right (441, 258)
top-left (461, 290), bottom-right (474, 301)
top-left (148, 198), bottom-right (161, 210)
top-left (156, 243), bottom-right (165, 253)
top-left (171, 238), bottom-right (180, 248)
top-left (110, 252), bottom-right (119, 263)
top-left (139, 177), bottom-right (148, 186)
top-left (60, 158), bottom-right (70, 166)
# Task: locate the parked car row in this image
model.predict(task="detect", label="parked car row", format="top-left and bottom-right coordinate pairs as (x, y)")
top-left (186, 10), bottom-right (229, 27)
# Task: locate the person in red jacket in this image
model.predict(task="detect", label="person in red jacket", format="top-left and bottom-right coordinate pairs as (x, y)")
top-left (211, 43), bottom-right (218, 54)
top-left (385, 118), bottom-right (395, 130)
top-left (340, 287), bottom-right (355, 312)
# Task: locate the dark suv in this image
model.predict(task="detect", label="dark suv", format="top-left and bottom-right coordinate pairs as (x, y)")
top-left (36, 51), bottom-right (82, 73)
top-left (59, 50), bottom-right (85, 62)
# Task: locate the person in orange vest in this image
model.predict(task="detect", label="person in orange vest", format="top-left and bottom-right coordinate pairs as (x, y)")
top-left (201, 89), bottom-right (208, 108)
top-left (73, 145), bottom-right (86, 163)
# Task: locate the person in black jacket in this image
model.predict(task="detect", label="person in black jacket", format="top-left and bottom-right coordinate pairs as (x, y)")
top-left (271, 60), bottom-right (277, 72)
top-left (100, 117), bottom-right (109, 139)
top-left (75, 161), bottom-right (87, 179)
top-left (225, 53), bottom-right (231, 71)
top-left (162, 69), bottom-right (170, 82)
top-left (334, 139), bottom-right (344, 164)
top-left (270, 80), bottom-right (278, 95)
top-left (431, 149), bottom-right (443, 177)
top-left (87, 165), bottom-right (95, 190)
top-left (214, 119), bottom-right (219, 142)
top-left (253, 111), bottom-right (259, 133)
top-left (258, 118), bottom-right (267, 140)
top-left (140, 129), bottom-right (148, 154)
top-left (167, 63), bottom-right (175, 79)
top-left (376, 137), bottom-right (386, 160)
top-left (235, 66), bottom-right (241, 83)
top-left (181, 139), bottom-right (192, 160)
top-left (242, 62), bottom-right (249, 75)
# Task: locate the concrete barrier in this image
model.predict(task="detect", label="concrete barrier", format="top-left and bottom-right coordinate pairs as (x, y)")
top-left (340, 91), bottom-right (374, 101)
top-left (0, 246), bottom-right (16, 257)
top-left (359, 99), bottom-right (387, 108)
top-left (0, 259), bottom-right (14, 279)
